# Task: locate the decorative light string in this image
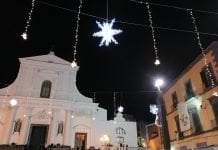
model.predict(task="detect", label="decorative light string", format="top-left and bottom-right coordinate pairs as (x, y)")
top-left (118, 92), bottom-right (124, 113)
top-left (189, 9), bottom-right (215, 88)
top-left (146, 2), bottom-right (160, 66)
top-left (21, 0), bottom-right (36, 40)
top-left (93, 92), bottom-right (96, 103)
top-left (113, 92), bottom-right (116, 117)
top-left (71, 0), bottom-right (83, 68)
top-left (35, 0), bottom-right (218, 37)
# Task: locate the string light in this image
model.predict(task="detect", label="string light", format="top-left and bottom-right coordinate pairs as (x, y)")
top-left (35, 0), bottom-right (218, 37)
top-left (146, 2), bottom-right (160, 66)
top-left (71, 0), bottom-right (83, 68)
top-left (113, 92), bottom-right (116, 117)
top-left (189, 9), bottom-right (215, 88)
top-left (93, 92), bottom-right (96, 103)
top-left (21, 0), bottom-right (36, 40)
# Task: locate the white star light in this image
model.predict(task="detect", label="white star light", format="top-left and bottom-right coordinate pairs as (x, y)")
top-left (93, 18), bottom-right (122, 47)
top-left (149, 104), bottom-right (159, 115)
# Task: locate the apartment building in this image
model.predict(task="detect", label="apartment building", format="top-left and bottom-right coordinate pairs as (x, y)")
top-left (163, 41), bottom-right (218, 150)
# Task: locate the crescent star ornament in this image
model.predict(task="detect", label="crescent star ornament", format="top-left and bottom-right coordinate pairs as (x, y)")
top-left (93, 18), bottom-right (122, 47)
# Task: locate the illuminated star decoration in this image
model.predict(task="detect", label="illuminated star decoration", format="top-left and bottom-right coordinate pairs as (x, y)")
top-left (149, 104), bottom-right (158, 115)
top-left (93, 18), bottom-right (122, 47)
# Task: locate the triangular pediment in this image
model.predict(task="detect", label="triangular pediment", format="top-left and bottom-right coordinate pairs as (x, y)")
top-left (20, 51), bottom-right (70, 66)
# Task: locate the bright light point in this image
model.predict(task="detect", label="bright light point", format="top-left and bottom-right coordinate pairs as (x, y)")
top-left (154, 59), bottom-right (160, 65)
top-left (71, 115), bottom-right (74, 118)
top-left (155, 78), bottom-right (164, 88)
top-left (92, 117), bottom-right (96, 120)
top-left (213, 92), bottom-right (218, 96)
top-left (48, 111), bottom-right (52, 115)
top-left (150, 104), bottom-right (158, 115)
top-left (21, 32), bottom-right (27, 40)
top-left (93, 18), bottom-right (122, 47)
top-left (9, 98), bottom-right (17, 106)
top-left (23, 114), bottom-right (26, 118)
top-left (118, 106), bottom-right (124, 113)
top-left (71, 61), bottom-right (77, 68)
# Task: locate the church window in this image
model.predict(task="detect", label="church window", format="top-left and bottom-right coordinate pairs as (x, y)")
top-left (40, 80), bottom-right (52, 98)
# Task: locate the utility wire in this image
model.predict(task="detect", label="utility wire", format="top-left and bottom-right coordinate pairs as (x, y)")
top-left (130, 0), bottom-right (218, 16)
top-left (81, 90), bottom-right (160, 94)
top-left (36, 0), bottom-right (218, 37)
top-left (37, 0), bottom-right (105, 20)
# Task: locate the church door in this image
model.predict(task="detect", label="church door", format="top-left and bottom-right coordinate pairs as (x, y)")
top-left (75, 133), bottom-right (87, 150)
top-left (28, 124), bottom-right (48, 150)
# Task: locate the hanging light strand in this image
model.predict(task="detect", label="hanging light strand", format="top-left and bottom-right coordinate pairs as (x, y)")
top-left (189, 9), bottom-right (215, 88)
top-left (21, 0), bottom-right (36, 40)
top-left (35, 1), bottom-right (218, 37)
top-left (113, 92), bottom-right (116, 117)
top-left (146, 2), bottom-right (160, 66)
top-left (93, 92), bottom-right (96, 103)
top-left (72, 0), bottom-right (83, 67)
top-left (106, 0), bottom-right (109, 21)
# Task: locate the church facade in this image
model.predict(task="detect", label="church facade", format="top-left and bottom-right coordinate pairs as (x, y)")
top-left (0, 52), bottom-right (137, 149)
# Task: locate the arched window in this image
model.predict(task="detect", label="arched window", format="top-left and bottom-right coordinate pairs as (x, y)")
top-left (40, 80), bottom-right (52, 98)
top-left (116, 127), bottom-right (126, 135)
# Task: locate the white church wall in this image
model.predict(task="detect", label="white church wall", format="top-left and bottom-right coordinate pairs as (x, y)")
top-left (113, 121), bottom-right (138, 147)
top-left (0, 53), bottom-right (138, 149)
top-left (95, 107), bottom-right (107, 121)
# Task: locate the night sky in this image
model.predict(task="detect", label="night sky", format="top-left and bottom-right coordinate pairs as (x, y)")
top-left (1, 0), bottom-right (218, 122)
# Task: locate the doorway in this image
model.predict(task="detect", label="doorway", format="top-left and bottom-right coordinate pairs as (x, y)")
top-left (74, 133), bottom-right (87, 150)
top-left (28, 124), bottom-right (48, 150)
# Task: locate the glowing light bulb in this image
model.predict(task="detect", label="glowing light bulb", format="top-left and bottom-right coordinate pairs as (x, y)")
top-left (154, 59), bottom-right (160, 65)
top-left (71, 61), bottom-right (77, 68)
top-left (9, 98), bottom-right (17, 106)
top-left (154, 78), bottom-right (164, 90)
top-left (48, 110), bottom-right (52, 115)
top-left (21, 32), bottom-right (28, 40)
top-left (118, 106), bottom-right (124, 113)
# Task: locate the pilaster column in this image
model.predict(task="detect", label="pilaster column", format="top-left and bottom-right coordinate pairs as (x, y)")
top-left (49, 109), bottom-right (58, 144)
top-left (20, 107), bottom-right (32, 144)
top-left (63, 110), bottom-right (72, 146)
top-left (4, 106), bottom-right (17, 144)
top-left (55, 109), bottom-right (65, 145)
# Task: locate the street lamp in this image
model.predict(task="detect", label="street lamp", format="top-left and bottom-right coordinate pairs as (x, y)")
top-left (154, 78), bottom-right (164, 91)
top-left (154, 78), bottom-right (170, 150)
